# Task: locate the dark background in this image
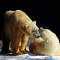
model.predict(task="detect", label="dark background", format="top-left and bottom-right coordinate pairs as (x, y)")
top-left (0, 1), bottom-right (59, 40)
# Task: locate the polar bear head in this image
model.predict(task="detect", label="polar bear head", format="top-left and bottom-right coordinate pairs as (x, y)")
top-left (24, 21), bottom-right (40, 38)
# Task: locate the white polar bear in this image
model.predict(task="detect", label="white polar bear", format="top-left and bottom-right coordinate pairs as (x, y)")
top-left (1, 10), bottom-right (40, 55)
top-left (29, 27), bottom-right (60, 56)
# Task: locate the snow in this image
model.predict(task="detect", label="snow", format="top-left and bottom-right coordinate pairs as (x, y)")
top-left (0, 38), bottom-right (60, 60)
top-left (0, 53), bottom-right (60, 60)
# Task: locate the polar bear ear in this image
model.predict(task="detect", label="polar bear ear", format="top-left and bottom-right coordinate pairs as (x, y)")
top-left (34, 21), bottom-right (36, 25)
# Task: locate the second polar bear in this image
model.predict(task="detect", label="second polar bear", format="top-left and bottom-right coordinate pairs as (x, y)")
top-left (29, 27), bottom-right (60, 56)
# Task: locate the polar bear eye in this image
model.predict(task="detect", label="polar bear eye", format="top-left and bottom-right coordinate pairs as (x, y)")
top-left (32, 27), bottom-right (38, 33)
top-left (32, 30), bottom-right (35, 32)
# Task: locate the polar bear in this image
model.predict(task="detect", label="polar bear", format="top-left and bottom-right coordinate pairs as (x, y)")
top-left (29, 27), bottom-right (60, 56)
top-left (1, 10), bottom-right (40, 55)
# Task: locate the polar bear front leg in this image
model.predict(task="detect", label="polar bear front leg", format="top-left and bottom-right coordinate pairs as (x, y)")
top-left (20, 34), bottom-right (29, 53)
top-left (11, 29), bottom-right (23, 55)
top-left (11, 37), bottom-right (22, 55)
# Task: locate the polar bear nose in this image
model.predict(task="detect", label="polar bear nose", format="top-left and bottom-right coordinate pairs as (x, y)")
top-left (36, 35), bottom-right (41, 38)
top-left (33, 30), bottom-right (41, 38)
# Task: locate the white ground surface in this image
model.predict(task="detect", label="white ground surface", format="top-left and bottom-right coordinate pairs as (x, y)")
top-left (0, 38), bottom-right (60, 60)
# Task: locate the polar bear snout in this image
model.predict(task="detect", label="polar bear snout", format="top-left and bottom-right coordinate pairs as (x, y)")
top-left (32, 28), bottom-right (40, 38)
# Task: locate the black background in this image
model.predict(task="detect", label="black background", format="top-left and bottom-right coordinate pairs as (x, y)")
top-left (0, 1), bottom-right (59, 40)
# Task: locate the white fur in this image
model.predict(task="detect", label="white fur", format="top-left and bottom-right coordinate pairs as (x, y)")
top-left (40, 28), bottom-right (60, 55)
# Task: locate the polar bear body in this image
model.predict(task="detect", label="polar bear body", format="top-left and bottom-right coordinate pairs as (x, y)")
top-left (29, 28), bottom-right (60, 56)
top-left (1, 10), bottom-right (40, 55)
top-left (40, 28), bottom-right (59, 53)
